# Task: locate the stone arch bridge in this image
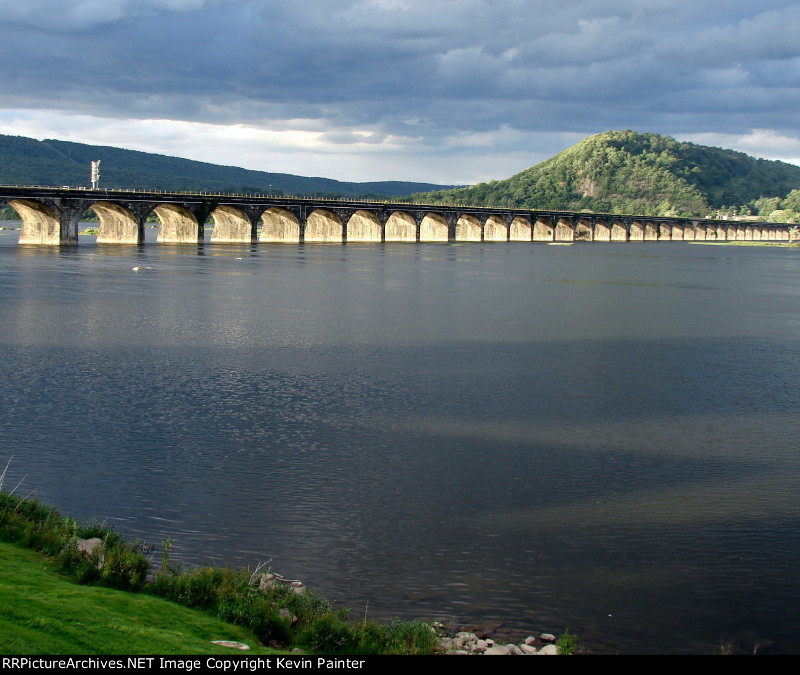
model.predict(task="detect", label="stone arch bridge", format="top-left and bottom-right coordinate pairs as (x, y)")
top-left (0, 186), bottom-right (791, 245)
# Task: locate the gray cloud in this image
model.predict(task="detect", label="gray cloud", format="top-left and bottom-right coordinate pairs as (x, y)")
top-left (0, 0), bottom-right (798, 181)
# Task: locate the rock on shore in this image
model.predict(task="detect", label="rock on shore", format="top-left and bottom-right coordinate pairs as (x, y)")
top-left (436, 627), bottom-right (562, 655)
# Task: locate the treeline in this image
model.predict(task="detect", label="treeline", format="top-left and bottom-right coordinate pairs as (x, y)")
top-left (0, 134), bottom-right (452, 198)
top-left (407, 130), bottom-right (800, 219)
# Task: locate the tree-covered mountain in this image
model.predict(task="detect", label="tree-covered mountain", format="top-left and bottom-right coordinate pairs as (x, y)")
top-left (408, 130), bottom-right (800, 219)
top-left (0, 134), bottom-right (453, 199)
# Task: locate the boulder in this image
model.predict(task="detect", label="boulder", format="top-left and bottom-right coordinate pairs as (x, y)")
top-left (484, 645), bottom-right (514, 655)
top-left (210, 641), bottom-right (249, 650)
top-left (76, 538), bottom-right (102, 557)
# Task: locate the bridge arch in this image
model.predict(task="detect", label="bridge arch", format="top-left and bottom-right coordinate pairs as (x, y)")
top-left (484, 215), bottom-right (508, 241)
top-left (304, 208), bottom-right (342, 242)
top-left (658, 223), bottom-right (671, 240)
top-left (210, 205), bottom-right (253, 243)
top-left (574, 218), bottom-right (592, 241)
top-left (671, 223), bottom-right (684, 240)
top-left (346, 210), bottom-right (382, 242)
top-left (89, 202), bottom-right (140, 244)
top-left (555, 217), bottom-right (574, 241)
top-left (419, 213), bottom-right (448, 242)
top-left (644, 221), bottom-right (658, 241)
top-left (385, 211), bottom-right (417, 242)
top-left (153, 204), bottom-right (200, 243)
top-left (611, 219), bottom-right (627, 241)
top-left (11, 199), bottom-right (61, 244)
top-left (533, 216), bottom-right (553, 241)
top-left (510, 216), bottom-right (531, 241)
top-left (260, 207), bottom-right (300, 242)
top-left (629, 220), bottom-right (644, 241)
top-left (455, 214), bottom-right (481, 241)
top-left (594, 219), bottom-right (610, 241)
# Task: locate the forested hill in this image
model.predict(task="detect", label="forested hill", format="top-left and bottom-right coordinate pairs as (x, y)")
top-left (0, 134), bottom-right (453, 199)
top-left (408, 130), bottom-right (800, 219)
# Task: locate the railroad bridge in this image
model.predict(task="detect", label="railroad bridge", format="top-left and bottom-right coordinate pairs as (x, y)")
top-left (0, 186), bottom-right (791, 245)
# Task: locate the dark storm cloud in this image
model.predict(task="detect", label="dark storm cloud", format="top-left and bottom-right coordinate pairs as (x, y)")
top-left (0, 0), bottom-right (799, 175)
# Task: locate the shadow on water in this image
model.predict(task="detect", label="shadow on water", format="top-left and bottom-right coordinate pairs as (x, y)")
top-left (1, 240), bottom-right (799, 653)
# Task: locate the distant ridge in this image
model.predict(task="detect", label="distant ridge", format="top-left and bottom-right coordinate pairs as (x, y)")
top-left (408, 130), bottom-right (800, 218)
top-left (0, 134), bottom-right (455, 199)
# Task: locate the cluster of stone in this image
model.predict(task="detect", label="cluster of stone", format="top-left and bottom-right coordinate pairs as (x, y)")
top-left (437, 629), bottom-right (560, 655)
top-left (257, 572), bottom-right (306, 595)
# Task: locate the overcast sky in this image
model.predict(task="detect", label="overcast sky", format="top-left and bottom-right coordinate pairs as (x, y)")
top-left (0, 0), bottom-right (798, 184)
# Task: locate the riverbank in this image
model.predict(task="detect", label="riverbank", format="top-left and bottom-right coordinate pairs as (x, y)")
top-left (0, 489), bottom-right (573, 655)
top-left (0, 542), bottom-right (284, 655)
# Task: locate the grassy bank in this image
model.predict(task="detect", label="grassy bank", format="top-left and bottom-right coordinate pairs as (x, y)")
top-left (0, 542), bottom-right (281, 655)
top-left (0, 489), bottom-right (439, 655)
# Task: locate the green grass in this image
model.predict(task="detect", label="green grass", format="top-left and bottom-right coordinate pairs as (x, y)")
top-left (0, 542), bottom-right (282, 655)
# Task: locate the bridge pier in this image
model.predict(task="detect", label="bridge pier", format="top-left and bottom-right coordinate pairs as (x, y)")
top-left (13, 198), bottom-right (86, 245)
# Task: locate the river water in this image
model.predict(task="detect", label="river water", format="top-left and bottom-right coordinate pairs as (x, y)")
top-left (1, 224), bottom-right (799, 654)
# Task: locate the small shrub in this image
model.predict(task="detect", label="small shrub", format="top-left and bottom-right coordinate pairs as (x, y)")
top-left (383, 619), bottom-right (438, 654)
top-left (556, 629), bottom-right (578, 655)
top-left (298, 614), bottom-right (357, 654)
top-left (99, 543), bottom-right (149, 590)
